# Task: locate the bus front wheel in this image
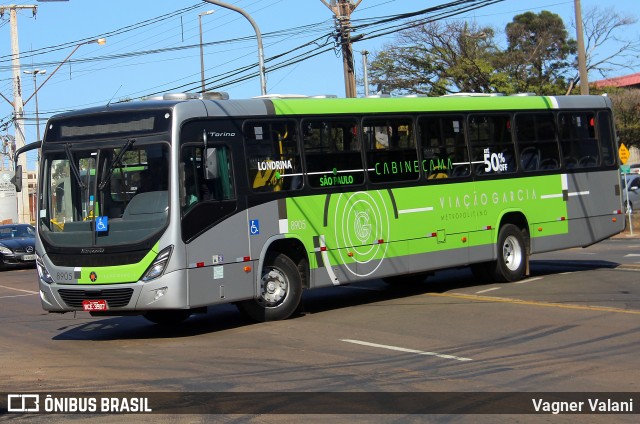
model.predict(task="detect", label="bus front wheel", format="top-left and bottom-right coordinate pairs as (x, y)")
top-left (238, 252), bottom-right (302, 322)
top-left (488, 224), bottom-right (527, 282)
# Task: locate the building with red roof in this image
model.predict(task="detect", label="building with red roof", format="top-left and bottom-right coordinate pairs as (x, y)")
top-left (593, 73), bottom-right (640, 89)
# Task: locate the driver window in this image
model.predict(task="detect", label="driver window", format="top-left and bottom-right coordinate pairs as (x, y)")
top-left (181, 145), bottom-right (235, 212)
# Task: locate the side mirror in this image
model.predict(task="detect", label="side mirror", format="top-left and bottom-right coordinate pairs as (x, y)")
top-left (10, 164), bottom-right (23, 192)
top-left (205, 147), bottom-right (219, 180)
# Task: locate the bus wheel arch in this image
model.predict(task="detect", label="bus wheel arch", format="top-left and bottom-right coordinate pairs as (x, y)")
top-left (238, 238), bottom-right (308, 322)
top-left (492, 212), bottom-right (530, 282)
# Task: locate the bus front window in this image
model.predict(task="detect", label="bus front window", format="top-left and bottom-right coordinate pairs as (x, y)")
top-left (47, 154), bottom-right (97, 231)
top-left (40, 142), bottom-right (170, 248)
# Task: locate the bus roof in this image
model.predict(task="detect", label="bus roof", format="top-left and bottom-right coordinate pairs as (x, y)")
top-left (269, 95), bottom-right (612, 116)
top-left (47, 94), bottom-right (612, 124)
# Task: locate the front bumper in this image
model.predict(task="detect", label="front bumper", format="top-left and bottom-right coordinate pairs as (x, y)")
top-left (39, 269), bottom-right (188, 313)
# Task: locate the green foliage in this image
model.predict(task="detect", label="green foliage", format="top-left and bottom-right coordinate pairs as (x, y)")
top-left (367, 11), bottom-right (575, 96)
top-left (607, 88), bottom-right (640, 149)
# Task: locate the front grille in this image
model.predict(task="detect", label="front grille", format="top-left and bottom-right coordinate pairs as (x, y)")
top-left (58, 288), bottom-right (134, 308)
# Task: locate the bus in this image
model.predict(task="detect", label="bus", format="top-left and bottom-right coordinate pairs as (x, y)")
top-left (13, 93), bottom-right (625, 324)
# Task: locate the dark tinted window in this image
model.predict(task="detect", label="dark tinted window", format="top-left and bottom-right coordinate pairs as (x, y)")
top-left (559, 112), bottom-right (599, 169)
top-left (244, 120), bottom-right (303, 192)
top-left (598, 111), bottom-right (616, 166)
top-left (302, 118), bottom-right (364, 188)
top-left (469, 114), bottom-right (516, 176)
top-left (363, 117), bottom-right (418, 183)
top-left (418, 115), bottom-right (470, 179)
top-left (515, 113), bottom-right (560, 171)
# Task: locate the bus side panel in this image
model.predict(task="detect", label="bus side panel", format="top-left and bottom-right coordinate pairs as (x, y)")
top-left (186, 211), bottom-right (254, 307)
top-left (531, 170), bottom-right (624, 253)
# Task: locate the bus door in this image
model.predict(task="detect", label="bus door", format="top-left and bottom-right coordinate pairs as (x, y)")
top-left (180, 121), bottom-right (252, 307)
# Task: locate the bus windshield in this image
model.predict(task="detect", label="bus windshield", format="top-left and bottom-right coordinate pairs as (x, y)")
top-left (39, 141), bottom-right (170, 248)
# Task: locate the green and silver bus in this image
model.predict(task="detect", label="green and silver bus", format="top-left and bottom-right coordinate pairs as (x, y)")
top-left (13, 93), bottom-right (625, 324)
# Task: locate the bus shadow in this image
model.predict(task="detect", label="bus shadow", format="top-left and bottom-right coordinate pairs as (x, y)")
top-left (529, 259), bottom-right (620, 275)
top-left (52, 259), bottom-right (619, 341)
top-left (51, 304), bottom-right (257, 341)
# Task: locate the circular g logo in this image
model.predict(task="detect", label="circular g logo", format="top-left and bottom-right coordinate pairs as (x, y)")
top-left (354, 211), bottom-right (371, 243)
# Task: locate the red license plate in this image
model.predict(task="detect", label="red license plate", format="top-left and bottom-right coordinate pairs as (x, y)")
top-left (82, 300), bottom-right (108, 311)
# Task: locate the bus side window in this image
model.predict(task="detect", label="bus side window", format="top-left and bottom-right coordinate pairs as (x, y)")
top-left (244, 120), bottom-right (303, 192)
top-left (597, 111), bottom-right (616, 167)
top-left (181, 145), bottom-right (235, 212)
top-left (515, 113), bottom-right (560, 172)
top-left (302, 118), bottom-right (364, 188)
top-left (469, 114), bottom-right (516, 175)
top-left (418, 115), bottom-right (469, 179)
top-left (559, 112), bottom-right (600, 169)
top-left (363, 117), bottom-right (418, 183)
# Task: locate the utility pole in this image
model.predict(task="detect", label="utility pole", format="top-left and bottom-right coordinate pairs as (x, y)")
top-left (0, 4), bottom-right (38, 224)
top-left (574, 0), bottom-right (589, 95)
top-left (321, 0), bottom-right (362, 98)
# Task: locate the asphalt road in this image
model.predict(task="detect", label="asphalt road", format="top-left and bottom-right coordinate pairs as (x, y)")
top-left (1, 238), bottom-right (639, 423)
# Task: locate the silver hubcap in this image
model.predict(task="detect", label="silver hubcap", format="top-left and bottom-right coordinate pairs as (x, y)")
top-left (502, 235), bottom-right (522, 271)
top-left (260, 267), bottom-right (288, 306)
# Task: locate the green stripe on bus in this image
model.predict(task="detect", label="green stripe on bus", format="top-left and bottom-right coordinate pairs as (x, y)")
top-left (77, 243), bottom-right (159, 284)
top-left (271, 96), bottom-right (557, 116)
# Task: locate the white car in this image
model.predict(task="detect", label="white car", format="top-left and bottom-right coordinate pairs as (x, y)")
top-left (622, 174), bottom-right (640, 212)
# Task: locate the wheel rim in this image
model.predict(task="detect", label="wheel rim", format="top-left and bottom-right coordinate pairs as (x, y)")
top-left (502, 235), bottom-right (523, 271)
top-left (259, 267), bottom-right (288, 307)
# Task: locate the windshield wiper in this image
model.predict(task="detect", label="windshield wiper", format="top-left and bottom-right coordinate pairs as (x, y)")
top-left (98, 138), bottom-right (136, 191)
top-left (65, 143), bottom-right (86, 191)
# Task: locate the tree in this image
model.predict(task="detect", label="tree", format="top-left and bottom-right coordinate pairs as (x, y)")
top-left (366, 8), bottom-right (637, 97)
top-left (367, 21), bottom-right (498, 96)
top-left (609, 88), bottom-right (640, 150)
top-left (499, 11), bottom-right (575, 94)
top-left (567, 7), bottom-right (640, 92)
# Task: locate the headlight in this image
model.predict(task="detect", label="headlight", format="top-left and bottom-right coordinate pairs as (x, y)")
top-left (0, 245), bottom-right (12, 254)
top-left (36, 255), bottom-right (54, 284)
top-left (141, 245), bottom-right (173, 282)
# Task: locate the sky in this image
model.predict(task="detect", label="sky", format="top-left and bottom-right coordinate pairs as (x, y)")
top-left (1, 0), bottom-right (639, 169)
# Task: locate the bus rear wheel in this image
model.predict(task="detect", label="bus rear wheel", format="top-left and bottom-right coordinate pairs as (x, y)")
top-left (237, 252), bottom-right (302, 322)
top-left (487, 224), bottom-right (527, 282)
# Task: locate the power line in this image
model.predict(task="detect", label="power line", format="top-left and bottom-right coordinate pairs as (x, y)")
top-left (6, 0), bottom-right (509, 118)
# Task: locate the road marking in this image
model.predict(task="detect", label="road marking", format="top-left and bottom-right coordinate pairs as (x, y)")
top-left (624, 254), bottom-right (640, 258)
top-left (0, 284), bottom-right (37, 295)
top-left (341, 339), bottom-right (472, 362)
top-left (515, 276), bottom-right (543, 284)
top-left (0, 294), bottom-right (35, 299)
top-left (427, 293), bottom-right (640, 315)
top-left (476, 287), bottom-right (500, 294)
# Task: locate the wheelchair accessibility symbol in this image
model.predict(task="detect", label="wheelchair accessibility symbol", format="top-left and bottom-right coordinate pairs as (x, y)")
top-left (249, 219), bottom-right (260, 236)
top-left (96, 216), bottom-right (109, 232)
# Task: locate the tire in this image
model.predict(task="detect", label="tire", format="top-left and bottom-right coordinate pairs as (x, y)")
top-left (237, 252), bottom-right (303, 322)
top-left (486, 224), bottom-right (527, 283)
top-left (143, 309), bottom-right (192, 325)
